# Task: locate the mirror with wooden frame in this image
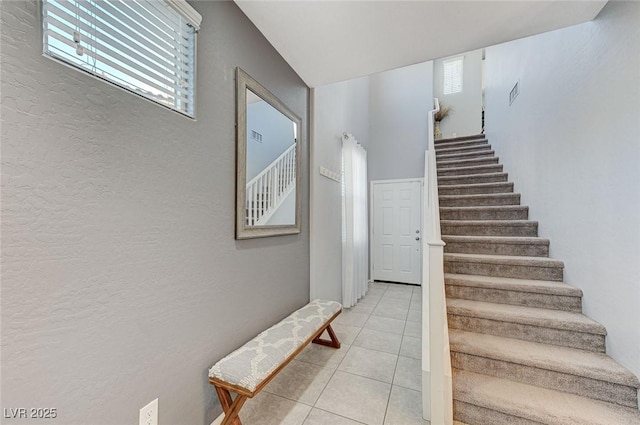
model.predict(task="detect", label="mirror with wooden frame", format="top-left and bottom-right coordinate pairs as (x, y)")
top-left (235, 68), bottom-right (302, 239)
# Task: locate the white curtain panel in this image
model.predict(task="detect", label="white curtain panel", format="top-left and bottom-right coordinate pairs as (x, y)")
top-left (341, 133), bottom-right (369, 308)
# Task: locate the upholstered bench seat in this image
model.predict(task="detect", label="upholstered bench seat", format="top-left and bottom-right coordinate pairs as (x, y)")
top-left (208, 299), bottom-right (342, 425)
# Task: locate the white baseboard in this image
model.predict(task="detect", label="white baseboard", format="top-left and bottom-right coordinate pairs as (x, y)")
top-left (210, 412), bottom-right (224, 425)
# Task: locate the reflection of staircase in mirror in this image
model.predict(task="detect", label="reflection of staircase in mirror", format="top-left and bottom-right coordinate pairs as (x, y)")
top-left (246, 143), bottom-right (296, 226)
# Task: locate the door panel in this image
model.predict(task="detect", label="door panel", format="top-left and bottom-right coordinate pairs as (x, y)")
top-left (372, 180), bottom-right (422, 285)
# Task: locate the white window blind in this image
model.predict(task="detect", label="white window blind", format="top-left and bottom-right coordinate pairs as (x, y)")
top-left (42, 0), bottom-right (201, 117)
top-left (443, 56), bottom-right (463, 95)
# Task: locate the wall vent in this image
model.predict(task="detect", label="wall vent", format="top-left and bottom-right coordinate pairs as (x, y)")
top-left (251, 130), bottom-right (263, 143)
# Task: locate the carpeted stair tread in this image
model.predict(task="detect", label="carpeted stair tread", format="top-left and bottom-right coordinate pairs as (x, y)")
top-left (445, 246), bottom-right (562, 280)
top-left (447, 298), bottom-right (606, 335)
top-left (438, 181), bottom-right (513, 191)
top-left (436, 143), bottom-right (492, 156)
top-left (441, 219), bottom-right (537, 227)
top-left (444, 252), bottom-right (562, 268)
top-left (443, 235), bottom-right (549, 246)
top-left (437, 172), bottom-right (509, 186)
top-left (450, 330), bottom-right (640, 388)
top-left (438, 172), bottom-right (509, 187)
top-left (453, 369), bottom-right (640, 425)
top-left (441, 220), bottom-right (538, 237)
top-left (435, 140), bottom-right (489, 152)
top-left (445, 272), bottom-right (580, 310)
top-left (438, 182), bottom-right (514, 196)
top-left (445, 273), bottom-right (578, 296)
top-left (437, 164), bottom-right (504, 176)
top-left (435, 134), bottom-right (485, 144)
top-left (440, 205), bottom-right (528, 220)
top-left (439, 193), bottom-right (520, 207)
top-left (439, 193), bottom-right (520, 201)
top-left (443, 235), bottom-right (549, 257)
top-left (436, 146), bottom-right (492, 157)
top-left (436, 156), bottom-right (500, 168)
top-left (436, 150), bottom-right (495, 161)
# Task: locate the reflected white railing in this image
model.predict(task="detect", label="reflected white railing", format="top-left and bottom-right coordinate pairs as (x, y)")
top-left (422, 98), bottom-right (453, 425)
top-left (246, 143), bottom-right (296, 226)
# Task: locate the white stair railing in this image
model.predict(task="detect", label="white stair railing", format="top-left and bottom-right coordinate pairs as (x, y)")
top-left (422, 98), bottom-right (453, 425)
top-left (246, 143), bottom-right (296, 226)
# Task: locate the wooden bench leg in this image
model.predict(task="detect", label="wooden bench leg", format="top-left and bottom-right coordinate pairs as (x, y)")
top-left (215, 386), bottom-right (246, 425)
top-left (312, 323), bottom-right (341, 349)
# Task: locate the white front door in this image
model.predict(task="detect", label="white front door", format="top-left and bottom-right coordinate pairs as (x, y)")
top-left (371, 180), bottom-right (422, 285)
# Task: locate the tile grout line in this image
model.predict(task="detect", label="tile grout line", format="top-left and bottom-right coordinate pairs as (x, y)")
top-left (383, 343), bottom-right (403, 425)
top-left (260, 284), bottom-right (421, 425)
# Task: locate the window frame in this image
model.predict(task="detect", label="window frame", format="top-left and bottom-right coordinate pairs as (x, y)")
top-left (38, 0), bottom-right (202, 120)
top-left (443, 56), bottom-right (464, 95)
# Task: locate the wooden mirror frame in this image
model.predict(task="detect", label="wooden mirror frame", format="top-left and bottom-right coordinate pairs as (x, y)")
top-left (235, 68), bottom-right (302, 239)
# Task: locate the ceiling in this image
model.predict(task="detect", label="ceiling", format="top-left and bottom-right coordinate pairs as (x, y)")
top-left (234, 1), bottom-right (607, 88)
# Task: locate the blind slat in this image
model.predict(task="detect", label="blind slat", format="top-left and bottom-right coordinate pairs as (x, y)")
top-left (45, 29), bottom-right (191, 102)
top-left (93, 0), bottom-right (191, 59)
top-left (81, 1), bottom-right (191, 60)
top-left (45, 27), bottom-right (188, 99)
top-left (45, 8), bottom-right (186, 89)
top-left (43, 0), bottom-right (196, 116)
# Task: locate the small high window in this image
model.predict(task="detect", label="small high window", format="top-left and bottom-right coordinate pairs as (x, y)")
top-left (443, 56), bottom-right (463, 95)
top-left (42, 0), bottom-right (202, 118)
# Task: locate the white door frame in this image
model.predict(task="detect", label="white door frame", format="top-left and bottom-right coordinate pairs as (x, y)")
top-left (369, 178), bottom-right (424, 284)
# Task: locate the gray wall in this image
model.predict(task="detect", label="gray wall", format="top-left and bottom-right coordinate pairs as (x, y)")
top-left (310, 76), bottom-right (370, 303)
top-left (368, 61), bottom-right (434, 182)
top-left (0, 1), bottom-right (309, 424)
top-left (310, 61), bottom-right (434, 301)
top-left (484, 1), bottom-right (640, 378)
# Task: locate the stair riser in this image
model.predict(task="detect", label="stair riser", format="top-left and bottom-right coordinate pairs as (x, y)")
top-left (438, 165), bottom-right (504, 177)
top-left (451, 353), bottom-right (638, 408)
top-left (453, 401), bottom-right (539, 425)
top-left (439, 195), bottom-right (521, 207)
top-left (436, 136), bottom-right (486, 145)
top-left (436, 145), bottom-right (491, 156)
top-left (446, 285), bottom-right (580, 311)
top-left (442, 223), bottom-right (537, 237)
top-left (436, 139), bottom-right (490, 148)
top-left (444, 240), bottom-right (548, 257)
top-left (439, 176), bottom-right (510, 187)
top-left (440, 208), bottom-right (528, 220)
top-left (447, 315), bottom-right (606, 352)
top-left (439, 184), bottom-right (514, 196)
top-left (436, 151), bottom-right (495, 162)
top-left (444, 261), bottom-right (563, 281)
top-left (437, 157), bottom-right (499, 169)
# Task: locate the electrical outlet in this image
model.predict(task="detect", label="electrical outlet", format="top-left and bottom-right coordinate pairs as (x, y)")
top-left (139, 399), bottom-right (158, 425)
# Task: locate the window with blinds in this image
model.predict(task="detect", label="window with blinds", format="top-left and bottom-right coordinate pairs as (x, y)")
top-left (443, 56), bottom-right (463, 95)
top-left (42, 0), bottom-right (201, 118)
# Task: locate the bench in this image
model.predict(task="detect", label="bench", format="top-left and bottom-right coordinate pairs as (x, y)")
top-left (208, 299), bottom-right (342, 425)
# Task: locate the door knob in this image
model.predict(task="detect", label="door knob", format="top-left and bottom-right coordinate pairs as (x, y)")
top-left (415, 236), bottom-right (420, 241)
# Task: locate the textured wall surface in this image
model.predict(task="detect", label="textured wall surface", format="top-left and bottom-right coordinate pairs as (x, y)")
top-left (310, 76), bottom-right (370, 303)
top-left (484, 1), bottom-right (640, 378)
top-left (1, 1), bottom-right (309, 424)
top-left (368, 61), bottom-right (434, 182)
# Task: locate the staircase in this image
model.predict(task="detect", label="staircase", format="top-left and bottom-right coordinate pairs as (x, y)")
top-left (246, 143), bottom-right (296, 226)
top-left (435, 134), bottom-right (640, 425)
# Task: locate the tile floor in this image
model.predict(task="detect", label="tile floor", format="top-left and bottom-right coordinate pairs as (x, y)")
top-left (237, 281), bottom-right (427, 425)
